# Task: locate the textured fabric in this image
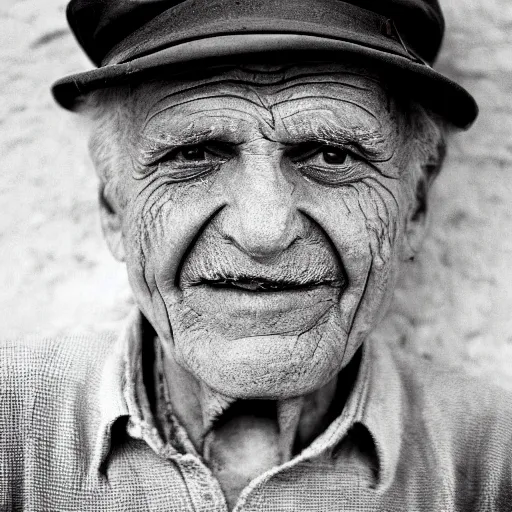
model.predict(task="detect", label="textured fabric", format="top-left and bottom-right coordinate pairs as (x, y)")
top-left (0, 309), bottom-right (511, 511)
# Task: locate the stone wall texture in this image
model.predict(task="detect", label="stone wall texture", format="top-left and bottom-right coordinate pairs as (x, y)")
top-left (1, 0), bottom-right (511, 389)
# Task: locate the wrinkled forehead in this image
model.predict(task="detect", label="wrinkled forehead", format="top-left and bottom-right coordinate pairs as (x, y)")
top-left (127, 62), bottom-right (401, 139)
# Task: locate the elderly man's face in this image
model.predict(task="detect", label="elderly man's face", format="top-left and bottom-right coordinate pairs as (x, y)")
top-left (100, 63), bottom-right (422, 399)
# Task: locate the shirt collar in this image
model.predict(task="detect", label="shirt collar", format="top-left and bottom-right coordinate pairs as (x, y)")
top-left (359, 336), bottom-right (404, 491)
top-left (92, 309), bottom-right (403, 490)
top-left (88, 310), bottom-right (134, 479)
top-left (299, 335), bottom-right (403, 491)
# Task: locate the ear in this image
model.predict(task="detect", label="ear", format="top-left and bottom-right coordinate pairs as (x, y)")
top-left (402, 157), bottom-right (443, 261)
top-left (402, 177), bottom-right (429, 261)
top-left (98, 184), bottom-right (125, 262)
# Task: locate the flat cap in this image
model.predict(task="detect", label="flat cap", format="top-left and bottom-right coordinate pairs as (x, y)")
top-left (52, 0), bottom-right (478, 128)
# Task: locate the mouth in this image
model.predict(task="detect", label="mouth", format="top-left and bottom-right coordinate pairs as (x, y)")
top-left (196, 277), bottom-right (342, 293)
top-left (181, 273), bottom-right (344, 330)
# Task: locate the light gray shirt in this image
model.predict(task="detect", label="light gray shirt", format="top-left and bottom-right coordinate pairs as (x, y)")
top-left (1, 310), bottom-right (511, 511)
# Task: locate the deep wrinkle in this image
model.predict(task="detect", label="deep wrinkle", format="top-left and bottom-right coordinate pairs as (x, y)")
top-left (140, 100), bottom-right (388, 150)
top-left (134, 81), bottom-right (399, 184)
top-left (141, 67), bottom-right (387, 116)
top-left (139, 69), bottom-right (390, 130)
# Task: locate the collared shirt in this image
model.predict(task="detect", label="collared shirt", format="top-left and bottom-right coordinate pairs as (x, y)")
top-left (0, 309), bottom-right (511, 511)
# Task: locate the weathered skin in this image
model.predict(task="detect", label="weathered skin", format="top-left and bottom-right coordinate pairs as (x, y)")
top-left (91, 62), bottom-right (437, 508)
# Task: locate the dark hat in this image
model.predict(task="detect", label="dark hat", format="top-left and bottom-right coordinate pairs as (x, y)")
top-left (52, 0), bottom-right (478, 128)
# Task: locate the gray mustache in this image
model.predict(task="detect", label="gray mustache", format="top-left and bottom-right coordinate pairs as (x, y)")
top-left (179, 243), bottom-right (345, 289)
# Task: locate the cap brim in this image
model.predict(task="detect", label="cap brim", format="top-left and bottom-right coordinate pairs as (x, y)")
top-left (52, 33), bottom-right (478, 129)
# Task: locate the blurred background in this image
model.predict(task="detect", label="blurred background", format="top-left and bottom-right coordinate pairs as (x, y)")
top-left (1, 0), bottom-right (511, 389)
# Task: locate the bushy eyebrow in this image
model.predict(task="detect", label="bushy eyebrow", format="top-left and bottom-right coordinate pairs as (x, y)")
top-left (136, 86), bottom-right (398, 167)
top-left (134, 129), bottom-right (216, 167)
top-left (135, 120), bottom-right (393, 165)
top-left (279, 116), bottom-right (393, 163)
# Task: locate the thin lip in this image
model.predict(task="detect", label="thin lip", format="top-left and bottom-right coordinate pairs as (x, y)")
top-left (182, 280), bottom-right (342, 315)
top-left (191, 278), bottom-right (343, 292)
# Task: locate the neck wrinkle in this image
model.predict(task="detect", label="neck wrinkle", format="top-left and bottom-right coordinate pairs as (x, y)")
top-left (150, 331), bottom-right (360, 462)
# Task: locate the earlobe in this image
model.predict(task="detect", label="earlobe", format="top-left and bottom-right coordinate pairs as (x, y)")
top-left (98, 185), bottom-right (126, 262)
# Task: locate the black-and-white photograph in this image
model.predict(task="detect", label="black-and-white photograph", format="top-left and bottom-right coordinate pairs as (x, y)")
top-left (1, 0), bottom-right (511, 510)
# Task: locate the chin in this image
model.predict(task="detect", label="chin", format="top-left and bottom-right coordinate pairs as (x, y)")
top-left (170, 303), bottom-right (350, 399)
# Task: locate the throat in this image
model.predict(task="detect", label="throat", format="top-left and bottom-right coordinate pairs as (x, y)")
top-left (152, 337), bottom-right (343, 508)
top-left (203, 398), bottom-right (303, 510)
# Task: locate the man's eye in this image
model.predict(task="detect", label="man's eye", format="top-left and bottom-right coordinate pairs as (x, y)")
top-left (149, 142), bottom-right (230, 182)
top-left (289, 144), bottom-right (352, 168)
top-left (320, 148), bottom-right (348, 165)
top-left (178, 145), bottom-right (208, 162)
top-left (293, 144), bottom-right (369, 186)
top-left (308, 147), bottom-right (349, 166)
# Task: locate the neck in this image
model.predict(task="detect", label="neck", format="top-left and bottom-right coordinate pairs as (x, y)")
top-left (158, 349), bottom-right (340, 454)
top-left (154, 342), bottom-right (341, 508)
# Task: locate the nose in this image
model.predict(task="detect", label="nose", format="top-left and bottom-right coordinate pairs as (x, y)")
top-left (219, 151), bottom-right (301, 260)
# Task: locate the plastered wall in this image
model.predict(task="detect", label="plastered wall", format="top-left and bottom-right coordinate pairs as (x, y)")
top-left (1, 0), bottom-right (511, 389)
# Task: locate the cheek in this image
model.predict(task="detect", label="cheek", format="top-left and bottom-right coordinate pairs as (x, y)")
top-left (121, 177), bottom-right (224, 335)
top-left (299, 177), bottom-right (408, 349)
top-left (351, 177), bottom-right (403, 267)
top-left (350, 178), bottom-right (408, 319)
top-left (305, 177), bottom-right (407, 269)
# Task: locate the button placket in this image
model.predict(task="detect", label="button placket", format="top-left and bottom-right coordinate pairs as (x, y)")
top-left (176, 454), bottom-right (228, 512)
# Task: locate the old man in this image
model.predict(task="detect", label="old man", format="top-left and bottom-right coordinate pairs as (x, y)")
top-left (1, 0), bottom-right (511, 510)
